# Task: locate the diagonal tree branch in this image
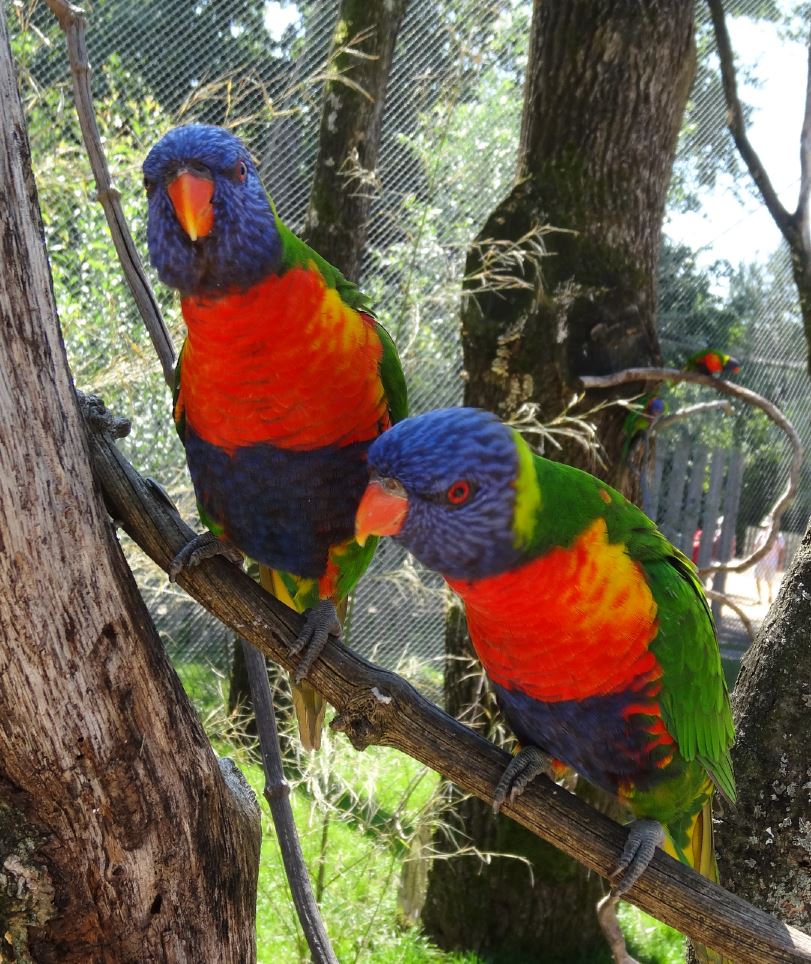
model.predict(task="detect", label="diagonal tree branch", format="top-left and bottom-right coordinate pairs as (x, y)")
top-left (706, 0), bottom-right (797, 240)
top-left (80, 394), bottom-right (811, 964)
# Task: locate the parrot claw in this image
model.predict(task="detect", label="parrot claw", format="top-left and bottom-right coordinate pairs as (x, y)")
top-left (168, 532), bottom-right (243, 581)
top-left (609, 818), bottom-right (665, 894)
top-left (492, 745), bottom-right (553, 813)
top-left (290, 599), bottom-right (342, 682)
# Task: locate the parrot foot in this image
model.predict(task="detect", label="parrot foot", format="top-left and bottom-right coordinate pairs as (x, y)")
top-left (492, 745), bottom-right (554, 813)
top-left (168, 532), bottom-right (243, 581)
top-left (596, 892), bottom-right (641, 964)
top-left (289, 599), bottom-right (342, 682)
top-left (610, 818), bottom-right (665, 895)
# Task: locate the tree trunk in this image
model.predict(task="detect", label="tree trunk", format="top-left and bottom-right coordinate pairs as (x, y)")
top-left (302, 0), bottom-right (410, 280)
top-left (0, 9), bottom-right (261, 961)
top-left (715, 517), bottom-right (811, 927)
top-left (424, 1), bottom-right (695, 957)
top-left (462, 0), bottom-right (693, 491)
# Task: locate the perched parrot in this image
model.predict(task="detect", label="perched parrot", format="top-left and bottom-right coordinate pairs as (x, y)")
top-left (621, 394), bottom-right (666, 462)
top-left (143, 124), bottom-right (407, 749)
top-left (355, 407), bottom-right (734, 963)
top-left (684, 349), bottom-right (741, 378)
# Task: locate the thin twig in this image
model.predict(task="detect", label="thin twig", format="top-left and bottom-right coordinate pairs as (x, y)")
top-left (44, 0), bottom-right (175, 386)
top-left (706, 0), bottom-right (796, 238)
top-left (80, 400), bottom-right (811, 964)
top-left (241, 641), bottom-right (338, 964)
top-left (652, 399), bottom-right (734, 434)
top-left (44, 2), bottom-right (335, 950)
top-left (579, 368), bottom-right (802, 578)
top-left (798, 22), bottom-right (811, 228)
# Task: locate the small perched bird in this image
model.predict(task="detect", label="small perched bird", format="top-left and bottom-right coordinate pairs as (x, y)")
top-left (356, 407), bottom-right (734, 963)
top-left (621, 394), bottom-right (666, 462)
top-left (684, 349), bottom-right (741, 378)
top-left (144, 124), bottom-right (407, 748)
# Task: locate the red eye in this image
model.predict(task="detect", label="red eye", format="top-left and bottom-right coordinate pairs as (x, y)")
top-left (236, 160), bottom-right (248, 182)
top-left (447, 480), bottom-right (470, 505)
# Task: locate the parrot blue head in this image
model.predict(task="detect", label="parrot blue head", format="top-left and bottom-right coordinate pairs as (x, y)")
top-left (356, 408), bottom-right (527, 581)
top-left (645, 396), bottom-right (666, 417)
top-left (143, 124), bottom-right (281, 295)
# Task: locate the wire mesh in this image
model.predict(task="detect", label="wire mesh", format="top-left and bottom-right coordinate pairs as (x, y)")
top-left (9, 0), bottom-right (808, 689)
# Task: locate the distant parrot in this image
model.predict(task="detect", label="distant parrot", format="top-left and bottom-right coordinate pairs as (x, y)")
top-left (143, 124), bottom-right (407, 749)
top-left (684, 349), bottom-right (741, 378)
top-left (355, 407), bottom-right (734, 963)
top-left (621, 394), bottom-right (666, 462)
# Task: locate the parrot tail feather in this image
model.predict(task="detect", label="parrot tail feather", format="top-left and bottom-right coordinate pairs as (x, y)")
top-left (666, 797), bottom-right (732, 964)
top-left (258, 563), bottom-right (329, 752)
top-left (291, 681), bottom-right (328, 752)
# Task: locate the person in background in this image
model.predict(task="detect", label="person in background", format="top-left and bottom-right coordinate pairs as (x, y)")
top-left (753, 521), bottom-right (786, 605)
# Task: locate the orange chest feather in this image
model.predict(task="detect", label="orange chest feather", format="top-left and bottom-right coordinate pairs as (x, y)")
top-left (177, 266), bottom-right (389, 453)
top-left (446, 519), bottom-right (661, 702)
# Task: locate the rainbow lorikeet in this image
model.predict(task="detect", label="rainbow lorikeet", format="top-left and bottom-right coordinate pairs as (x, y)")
top-left (684, 349), bottom-right (741, 378)
top-left (355, 407), bottom-right (734, 963)
top-left (143, 125), bottom-right (407, 749)
top-left (621, 394), bottom-right (666, 462)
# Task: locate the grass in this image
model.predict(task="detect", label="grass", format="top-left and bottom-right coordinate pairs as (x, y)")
top-left (176, 658), bottom-right (687, 964)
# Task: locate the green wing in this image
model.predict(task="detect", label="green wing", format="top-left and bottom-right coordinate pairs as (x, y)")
top-left (627, 524), bottom-right (736, 803)
top-left (525, 452), bottom-right (735, 803)
top-left (172, 344), bottom-right (186, 441)
top-left (375, 320), bottom-right (408, 424)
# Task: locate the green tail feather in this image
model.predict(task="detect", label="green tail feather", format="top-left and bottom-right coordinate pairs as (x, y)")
top-left (667, 799), bottom-right (733, 964)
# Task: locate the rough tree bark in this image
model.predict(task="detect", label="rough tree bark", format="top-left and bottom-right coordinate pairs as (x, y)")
top-left (423, 2), bottom-right (696, 958)
top-left (716, 518), bottom-right (811, 927)
top-left (0, 8), bottom-right (261, 961)
top-left (302, 0), bottom-right (410, 279)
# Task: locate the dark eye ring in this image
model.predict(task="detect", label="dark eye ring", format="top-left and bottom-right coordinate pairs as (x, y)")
top-left (446, 480), bottom-right (471, 505)
top-left (236, 160), bottom-right (248, 182)
top-left (143, 176), bottom-right (154, 195)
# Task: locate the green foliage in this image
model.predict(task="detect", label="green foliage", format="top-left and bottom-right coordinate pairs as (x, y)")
top-left (176, 667), bottom-right (684, 964)
top-left (12, 19), bottom-right (186, 489)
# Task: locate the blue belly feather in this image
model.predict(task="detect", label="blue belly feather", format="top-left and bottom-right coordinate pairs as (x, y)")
top-left (492, 682), bottom-right (669, 795)
top-left (183, 426), bottom-right (370, 578)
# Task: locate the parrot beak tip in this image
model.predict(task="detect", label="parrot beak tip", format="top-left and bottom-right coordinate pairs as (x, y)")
top-left (355, 480), bottom-right (409, 546)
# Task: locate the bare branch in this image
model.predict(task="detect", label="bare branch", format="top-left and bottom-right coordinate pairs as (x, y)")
top-left (799, 23), bottom-right (811, 226)
top-left (80, 398), bottom-right (811, 964)
top-left (241, 642), bottom-right (338, 964)
top-left (579, 368), bottom-right (802, 577)
top-left (44, 0), bottom-right (176, 387)
top-left (706, 0), bottom-right (797, 240)
top-left (704, 589), bottom-right (755, 641)
top-left (652, 399), bottom-right (734, 434)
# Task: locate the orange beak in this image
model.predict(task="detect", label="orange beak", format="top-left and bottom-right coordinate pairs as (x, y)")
top-left (355, 480), bottom-right (409, 546)
top-left (167, 169), bottom-right (214, 241)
